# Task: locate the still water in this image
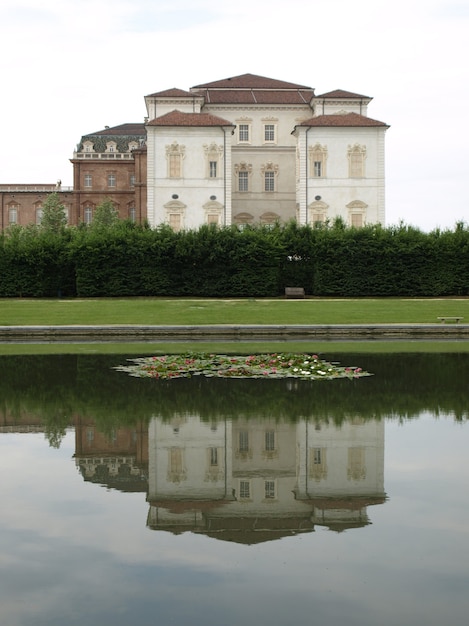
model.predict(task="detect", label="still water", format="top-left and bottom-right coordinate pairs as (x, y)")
top-left (1, 352), bottom-right (468, 626)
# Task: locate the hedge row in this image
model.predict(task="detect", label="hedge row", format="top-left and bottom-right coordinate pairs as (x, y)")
top-left (1, 220), bottom-right (469, 297)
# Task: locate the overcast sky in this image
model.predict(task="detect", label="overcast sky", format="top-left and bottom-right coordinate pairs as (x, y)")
top-left (0, 0), bottom-right (467, 231)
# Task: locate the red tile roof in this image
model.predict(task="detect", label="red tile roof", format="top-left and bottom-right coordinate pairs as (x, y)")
top-left (191, 73), bottom-right (312, 90)
top-left (299, 112), bottom-right (389, 128)
top-left (197, 88), bottom-right (314, 105)
top-left (187, 73), bottom-right (314, 105)
top-left (147, 110), bottom-right (234, 127)
top-left (146, 88), bottom-right (199, 98)
top-left (315, 89), bottom-right (371, 100)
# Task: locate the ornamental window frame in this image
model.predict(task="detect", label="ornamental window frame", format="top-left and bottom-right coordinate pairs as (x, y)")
top-left (164, 199), bottom-right (186, 232)
top-left (235, 162), bottom-right (252, 192)
top-left (309, 143), bottom-right (328, 178)
top-left (263, 122), bottom-right (277, 144)
top-left (308, 199), bottom-right (329, 226)
top-left (348, 144), bottom-right (367, 178)
top-left (233, 212), bottom-right (254, 228)
top-left (346, 199), bottom-right (368, 228)
top-left (203, 200), bottom-right (223, 226)
top-left (203, 142), bottom-right (223, 179)
top-left (261, 161), bottom-right (279, 193)
top-left (166, 141), bottom-right (186, 179)
top-left (236, 119), bottom-right (252, 144)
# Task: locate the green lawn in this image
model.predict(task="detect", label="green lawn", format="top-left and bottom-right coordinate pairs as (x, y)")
top-left (0, 297), bottom-right (468, 326)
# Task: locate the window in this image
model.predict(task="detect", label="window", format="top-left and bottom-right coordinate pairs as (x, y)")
top-left (207, 213), bottom-right (219, 225)
top-left (351, 213), bottom-right (363, 228)
top-left (8, 206), bottom-right (18, 224)
top-left (264, 480), bottom-right (276, 499)
top-left (166, 141), bottom-right (185, 178)
top-left (347, 447), bottom-right (366, 480)
top-left (210, 447), bottom-right (218, 466)
top-left (168, 447), bottom-right (185, 482)
top-left (107, 173), bottom-right (116, 188)
top-left (264, 124), bottom-right (275, 142)
top-left (239, 480), bottom-right (251, 500)
top-left (204, 142), bottom-right (223, 179)
top-left (239, 431), bottom-right (249, 453)
top-left (129, 206), bottom-right (136, 222)
top-left (209, 161), bottom-right (217, 178)
top-left (261, 162), bottom-right (278, 192)
top-left (264, 171), bottom-right (275, 192)
top-left (235, 162), bottom-right (252, 192)
top-left (348, 144), bottom-right (366, 178)
top-left (84, 174), bottom-right (92, 188)
top-left (238, 170), bottom-right (248, 192)
top-left (265, 430), bottom-right (275, 452)
top-left (169, 213), bottom-right (181, 232)
top-left (36, 208), bottom-right (43, 225)
top-left (309, 143), bottom-right (327, 178)
top-left (129, 174), bottom-right (135, 187)
top-left (238, 124), bottom-right (250, 142)
top-left (84, 206), bottom-right (93, 224)
top-left (347, 200), bottom-right (367, 228)
top-left (169, 154), bottom-right (181, 178)
top-left (310, 447), bottom-right (327, 480)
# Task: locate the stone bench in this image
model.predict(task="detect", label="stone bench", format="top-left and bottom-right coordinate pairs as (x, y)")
top-left (437, 316), bottom-right (464, 324)
top-left (285, 287), bottom-right (305, 299)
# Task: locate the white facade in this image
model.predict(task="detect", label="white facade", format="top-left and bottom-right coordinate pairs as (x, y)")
top-left (144, 75), bottom-right (389, 230)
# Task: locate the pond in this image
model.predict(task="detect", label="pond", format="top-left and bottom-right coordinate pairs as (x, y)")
top-left (1, 351), bottom-right (468, 626)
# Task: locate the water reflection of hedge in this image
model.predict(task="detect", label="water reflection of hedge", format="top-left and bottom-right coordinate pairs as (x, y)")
top-left (1, 354), bottom-right (468, 434)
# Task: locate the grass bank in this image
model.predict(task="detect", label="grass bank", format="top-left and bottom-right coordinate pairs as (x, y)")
top-left (1, 297), bottom-right (468, 326)
top-left (0, 340), bottom-right (469, 356)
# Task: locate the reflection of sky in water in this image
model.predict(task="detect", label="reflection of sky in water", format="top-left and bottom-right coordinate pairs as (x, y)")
top-left (1, 416), bottom-right (468, 626)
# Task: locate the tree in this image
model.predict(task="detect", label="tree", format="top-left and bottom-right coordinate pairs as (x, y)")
top-left (40, 192), bottom-right (67, 233)
top-left (92, 198), bottom-right (119, 228)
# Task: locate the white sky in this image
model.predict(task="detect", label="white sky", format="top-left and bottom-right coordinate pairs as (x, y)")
top-left (0, 0), bottom-right (467, 231)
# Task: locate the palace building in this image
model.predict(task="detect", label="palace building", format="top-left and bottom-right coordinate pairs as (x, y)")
top-left (0, 74), bottom-right (389, 230)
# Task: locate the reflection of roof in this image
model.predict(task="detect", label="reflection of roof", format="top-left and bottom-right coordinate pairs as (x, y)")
top-left (204, 516), bottom-right (314, 545)
top-left (147, 505), bottom-right (315, 544)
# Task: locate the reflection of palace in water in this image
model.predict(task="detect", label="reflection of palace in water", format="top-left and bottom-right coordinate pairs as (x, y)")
top-left (146, 416), bottom-right (385, 542)
top-left (2, 412), bottom-right (385, 543)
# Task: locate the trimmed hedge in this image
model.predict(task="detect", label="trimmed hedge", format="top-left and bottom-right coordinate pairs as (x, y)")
top-left (1, 220), bottom-right (468, 297)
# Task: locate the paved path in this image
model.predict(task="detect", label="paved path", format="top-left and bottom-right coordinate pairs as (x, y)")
top-left (1, 324), bottom-right (469, 342)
